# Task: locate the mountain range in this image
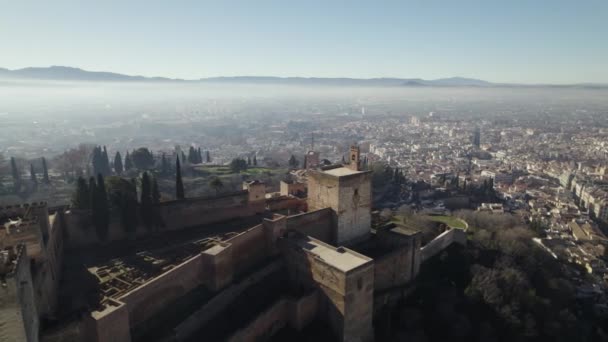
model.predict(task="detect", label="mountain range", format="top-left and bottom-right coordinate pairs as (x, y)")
top-left (0, 66), bottom-right (605, 88)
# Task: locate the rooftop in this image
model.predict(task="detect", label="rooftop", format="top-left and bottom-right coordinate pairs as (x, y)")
top-left (322, 166), bottom-right (365, 177)
top-left (293, 235), bottom-right (371, 272)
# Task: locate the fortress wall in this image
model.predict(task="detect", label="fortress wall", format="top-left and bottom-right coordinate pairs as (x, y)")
top-left (227, 298), bottom-right (289, 342)
top-left (420, 228), bottom-right (466, 262)
top-left (286, 208), bottom-right (333, 243)
top-left (343, 264), bottom-right (375, 342)
top-left (85, 299), bottom-right (131, 342)
top-left (226, 291), bottom-right (319, 342)
top-left (224, 224), bottom-right (267, 275)
top-left (64, 191), bottom-right (264, 248)
top-left (118, 253), bottom-right (205, 329)
top-left (266, 196), bottom-right (307, 212)
top-left (0, 245), bottom-right (38, 342)
top-left (173, 260), bottom-right (284, 341)
top-left (34, 213), bottom-right (64, 317)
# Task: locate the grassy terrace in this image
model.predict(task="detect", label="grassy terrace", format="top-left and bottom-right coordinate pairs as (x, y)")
top-left (426, 215), bottom-right (468, 229)
top-left (391, 215), bottom-right (468, 230)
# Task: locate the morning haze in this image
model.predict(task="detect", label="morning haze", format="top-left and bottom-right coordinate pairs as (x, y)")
top-left (1, 2), bottom-right (607, 342)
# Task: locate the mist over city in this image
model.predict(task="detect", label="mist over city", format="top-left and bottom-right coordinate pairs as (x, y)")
top-left (1, 2), bottom-right (608, 342)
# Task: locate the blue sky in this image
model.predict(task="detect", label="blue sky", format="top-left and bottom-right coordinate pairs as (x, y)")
top-left (1, 0), bottom-right (606, 83)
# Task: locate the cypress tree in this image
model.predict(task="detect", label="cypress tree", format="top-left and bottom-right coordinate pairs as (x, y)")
top-left (42, 157), bottom-right (50, 184)
top-left (114, 152), bottom-right (123, 175)
top-left (188, 146), bottom-right (195, 164)
top-left (206, 151), bottom-right (211, 163)
top-left (247, 156), bottom-right (251, 166)
top-left (161, 153), bottom-right (169, 175)
top-left (10, 157), bottom-right (21, 191)
top-left (89, 176), bottom-right (99, 235)
top-left (176, 156), bottom-right (185, 199)
top-left (92, 146), bottom-right (102, 176)
top-left (253, 155), bottom-right (257, 166)
top-left (30, 164), bottom-right (38, 187)
top-left (288, 155), bottom-right (298, 168)
top-left (72, 177), bottom-right (90, 209)
top-left (151, 176), bottom-right (162, 231)
top-left (102, 146), bottom-right (111, 175)
top-left (124, 151), bottom-right (133, 171)
top-left (140, 172), bottom-right (153, 230)
top-left (181, 151), bottom-right (187, 164)
top-left (95, 174), bottom-right (110, 241)
top-left (197, 147), bottom-right (203, 164)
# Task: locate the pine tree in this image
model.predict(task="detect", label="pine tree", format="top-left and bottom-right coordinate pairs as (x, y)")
top-left (114, 152), bottom-right (123, 175)
top-left (175, 156), bottom-right (185, 199)
top-left (206, 151), bottom-right (211, 163)
top-left (247, 156), bottom-right (251, 166)
top-left (10, 157), bottom-right (21, 191)
top-left (124, 151), bottom-right (133, 171)
top-left (72, 177), bottom-right (90, 209)
top-left (197, 147), bottom-right (203, 164)
top-left (41, 157), bottom-right (50, 184)
top-left (30, 164), bottom-right (38, 186)
top-left (253, 155), bottom-right (257, 166)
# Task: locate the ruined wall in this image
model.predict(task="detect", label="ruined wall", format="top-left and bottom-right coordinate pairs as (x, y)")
top-left (226, 291), bottom-right (319, 342)
top-left (286, 208), bottom-right (333, 243)
top-left (0, 245), bottom-right (39, 342)
top-left (64, 191), bottom-right (265, 248)
top-left (420, 228), bottom-right (467, 262)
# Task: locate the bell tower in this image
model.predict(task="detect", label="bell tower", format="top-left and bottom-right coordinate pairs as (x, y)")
top-left (347, 145), bottom-right (360, 171)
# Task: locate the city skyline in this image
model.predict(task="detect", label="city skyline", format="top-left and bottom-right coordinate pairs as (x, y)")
top-left (1, 1), bottom-right (607, 84)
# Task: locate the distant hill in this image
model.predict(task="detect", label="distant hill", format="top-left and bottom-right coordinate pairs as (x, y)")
top-left (0, 66), bottom-right (181, 82)
top-left (0, 66), bottom-right (606, 88)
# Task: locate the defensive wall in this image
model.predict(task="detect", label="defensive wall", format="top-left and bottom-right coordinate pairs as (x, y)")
top-left (226, 290), bottom-right (319, 342)
top-left (280, 233), bottom-right (375, 342)
top-left (0, 244), bottom-right (39, 342)
top-left (0, 202), bottom-right (64, 321)
top-left (63, 190), bottom-right (266, 248)
top-left (285, 208), bottom-right (333, 243)
top-left (419, 228), bottom-right (467, 262)
top-left (86, 214), bottom-right (288, 342)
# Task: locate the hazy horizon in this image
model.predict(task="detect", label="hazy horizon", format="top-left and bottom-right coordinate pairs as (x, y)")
top-left (1, 1), bottom-right (607, 84)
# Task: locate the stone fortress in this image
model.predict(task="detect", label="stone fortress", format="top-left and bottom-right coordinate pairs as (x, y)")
top-left (0, 146), bottom-right (466, 342)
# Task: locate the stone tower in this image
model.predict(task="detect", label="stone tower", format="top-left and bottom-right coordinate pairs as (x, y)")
top-left (347, 145), bottom-right (360, 171)
top-left (307, 163), bottom-right (372, 245)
